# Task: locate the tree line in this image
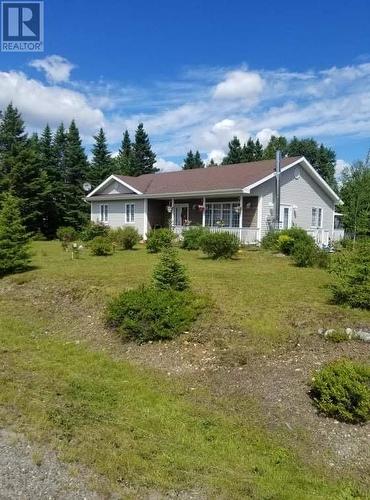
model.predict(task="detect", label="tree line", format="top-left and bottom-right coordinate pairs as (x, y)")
top-left (183, 135), bottom-right (337, 191)
top-left (0, 103), bottom-right (157, 237)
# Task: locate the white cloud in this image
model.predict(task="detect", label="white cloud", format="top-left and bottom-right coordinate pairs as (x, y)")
top-left (255, 128), bottom-right (279, 146)
top-left (213, 70), bottom-right (264, 103)
top-left (206, 149), bottom-right (225, 165)
top-left (335, 159), bottom-right (350, 178)
top-left (154, 158), bottom-right (181, 172)
top-left (30, 55), bottom-right (76, 83)
top-left (0, 71), bottom-right (103, 135)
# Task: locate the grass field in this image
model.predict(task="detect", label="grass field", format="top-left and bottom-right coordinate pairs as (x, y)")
top-left (0, 241), bottom-right (369, 498)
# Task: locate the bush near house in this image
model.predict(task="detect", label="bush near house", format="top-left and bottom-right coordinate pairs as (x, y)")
top-left (90, 236), bottom-right (113, 256)
top-left (153, 248), bottom-right (189, 291)
top-left (146, 228), bottom-right (176, 253)
top-left (109, 226), bottom-right (141, 250)
top-left (329, 241), bottom-right (370, 309)
top-left (181, 226), bottom-right (209, 250)
top-left (200, 231), bottom-right (239, 259)
top-left (310, 359), bottom-right (370, 424)
top-left (106, 286), bottom-right (205, 342)
top-left (80, 221), bottom-right (109, 242)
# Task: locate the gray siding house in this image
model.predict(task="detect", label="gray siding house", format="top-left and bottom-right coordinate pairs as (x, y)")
top-left (86, 156), bottom-right (343, 245)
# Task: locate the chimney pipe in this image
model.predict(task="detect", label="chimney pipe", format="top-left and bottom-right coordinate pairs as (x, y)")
top-left (275, 150), bottom-right (281, 229)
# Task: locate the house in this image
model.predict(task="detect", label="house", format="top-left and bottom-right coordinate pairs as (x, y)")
top-left (86, 156), bottom-right (343, 245)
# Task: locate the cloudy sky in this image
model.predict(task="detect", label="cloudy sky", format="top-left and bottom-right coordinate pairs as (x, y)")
top-left (1, 0), bottom-right (370, 175)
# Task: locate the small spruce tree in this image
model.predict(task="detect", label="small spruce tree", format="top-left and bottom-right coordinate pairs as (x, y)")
top-left (0, 193), bottom-right (30, 276)
top-left (152, 248), bottom-right (189, 291)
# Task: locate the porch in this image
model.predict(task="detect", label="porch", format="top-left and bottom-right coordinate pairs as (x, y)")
top-left (147, 196), bottom-right (261, 244)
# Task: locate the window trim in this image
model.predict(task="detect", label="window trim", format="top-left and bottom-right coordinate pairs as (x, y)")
top-left (125, 203), bottom-right (135, 224)
top-left (205, 201), bottom-right (240, 228)
top-left (100, 204), bottom-right (108, 223)
top-left (311, 207), bottom-right (323, 228)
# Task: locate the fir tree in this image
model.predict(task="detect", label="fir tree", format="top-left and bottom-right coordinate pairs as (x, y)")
top-left (254, 139), bottom-right (263, 160)
top-left (89, 128), bottom-right (113, 186)
top-left (222, 136), bottom-right (243, 164)
top-left (132, 123), bottom-right (158, 176)
top-left (152, 248), bottom-right (189, 291)
top-left (9, 141), bottom-right (51, 234)
top-left (116, 130), bottom-right (134, 175)
top-left (0, 193), bottom-right (30, 276)
top-left (183, 150), bottom-right (195, 169)
top-left (63, 120), bottom-right (89, 228)
top-left (193, 150), bottom-right (204, 168)
top-left (0, 103), bottom-right (28, 193)
top-left (207, 158), bottom-right (218, 167)
top-left (241, 138), bottom-right (255, 162)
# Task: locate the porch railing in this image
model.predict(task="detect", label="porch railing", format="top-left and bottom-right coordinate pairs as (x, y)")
top-left (307, 229), bottom-right (344, 245)
top-left (173, 225), bottom-right (259, 244)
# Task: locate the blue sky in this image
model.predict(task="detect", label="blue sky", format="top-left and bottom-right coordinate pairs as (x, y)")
top-left (1, 0), bottom-right (370, 174)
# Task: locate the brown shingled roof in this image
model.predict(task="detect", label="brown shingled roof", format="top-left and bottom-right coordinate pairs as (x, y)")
top-left (115, 157), bottom-right (300, 195)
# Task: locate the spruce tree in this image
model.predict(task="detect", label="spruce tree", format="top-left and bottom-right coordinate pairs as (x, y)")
top-left (183, 150), bottom-right (195, 169)
top-left (63, 120), bottom-right (89, 228)
top-left (0, 193), bottom-right (30, 276)
top-left (241, 138), bottom-right (255, 162)
top-left (0, 103), bottom-right (28, 194)
top-left (207, 158), bottom-right (218, 167)
top-left (254, 139), bottom-right (263, 160)
top-left (152, 247), bottom-right (189, 291)
top-left (132, 123), bottom-right (158, 176)
top-left (115, 130), bottom-right (134, 175)
top-left (222, 136), bottom-right (243, 164)
top-left (193, 150), bottom-right (204, 168)
top-left (89, 128), bottom-right (114, 186)
top-left (9, 140), bottom-right (51, 235)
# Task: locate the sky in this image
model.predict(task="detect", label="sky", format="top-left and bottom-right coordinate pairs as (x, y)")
top-left (1, 0), bottom-right (370, 176)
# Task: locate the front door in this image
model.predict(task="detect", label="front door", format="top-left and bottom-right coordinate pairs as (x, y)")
top-left (280, 205), bottom-right (292, 229)
top-left (173, 204), bottom-right (189, 226)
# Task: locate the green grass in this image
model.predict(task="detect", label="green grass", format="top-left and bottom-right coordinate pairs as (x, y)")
top-left (0, 300), bottom-right (362, 499)
top-left (0, 241), bottom-right (369, 498)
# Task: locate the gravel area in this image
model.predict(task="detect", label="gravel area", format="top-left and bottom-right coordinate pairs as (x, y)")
top-left (0, 429), bottom-right (99, 500)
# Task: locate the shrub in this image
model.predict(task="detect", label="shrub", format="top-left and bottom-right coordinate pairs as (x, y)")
top-left (329, 241), bottom-right (370, 309)
top-left (0, 194), bottom-right (30, 276)
top-left (277, 234), bottom-right (295, 255)
top-left (324, 329), bottom-right (351, 343)
top-left (152, 248), bottom-right (189, 291)
top-left (106, 286), bottom-right (205, 342)
top-left (181, 227), bottom-right (209, 250)
top-left (56, 226), bottom-right (78, 249)
top-left (90, 236), bottom-right (113, 256)
top-left (110, 226), bottom-right (141, 250)
top-left (261, 230), bottom-right (280, 250)
top-left (81, 221), bottom-right (109, 242)
top-left (291, 239), bottom-right (317, 267)
top-left (200, 231), bottom-right (239, 259)
top-left (146, 228), bottom-right (175, 253)
top-left (310, 360), bottom-right (370, 424)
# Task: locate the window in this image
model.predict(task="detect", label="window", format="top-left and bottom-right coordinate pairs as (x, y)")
top-left (100, 204), bottom-right (108, 222)
top-left (125, 203), bottom-right (135, 223)
top-left (311, 207), bottom-right (322, 228)
top-left (205, 201), bottom-right (240, 227)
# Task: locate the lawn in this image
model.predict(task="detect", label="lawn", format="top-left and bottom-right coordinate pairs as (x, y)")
top-left (0, 241), bottom-right (369, 498)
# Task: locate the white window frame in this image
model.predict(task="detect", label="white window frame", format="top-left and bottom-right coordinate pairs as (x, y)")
top-left (205, 201), bottom-right (240, 228)
top-left (100, 204), bottom-right (108, 223)
top-left (311, 207), bottom-right (323, 228)
top-left (280, 205), bottom-right (292, 229)
top-left (125, 203), bottom-right (135, 223)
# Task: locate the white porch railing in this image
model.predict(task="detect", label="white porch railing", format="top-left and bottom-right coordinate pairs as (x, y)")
top-left (173, 225), bottom-right (259, 244)
top-left (307, 229), bottom-right (344, 245)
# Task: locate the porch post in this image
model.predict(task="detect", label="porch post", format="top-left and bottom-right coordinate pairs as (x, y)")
top-left (257, 196), bottom-right (263, 242)
top-left (202, 196), bottom-right (206, 227)
top-left (143, 198), bottom-right (148, 240)
top-left (239, 194), bottom-right (243, 241)
top-left (171, 198), bottom-right (175, 227)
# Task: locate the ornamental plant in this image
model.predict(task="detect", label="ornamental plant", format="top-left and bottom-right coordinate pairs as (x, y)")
top-left (152, 248), bottom-right (189, 291)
